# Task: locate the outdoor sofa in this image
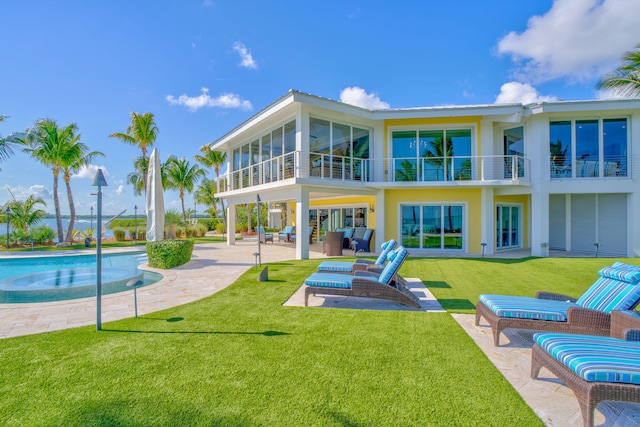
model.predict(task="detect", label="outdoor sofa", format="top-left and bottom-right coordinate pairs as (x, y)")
top-left (304, 246), bottom-right (420, 309)
top-left (531, 309), bottom-right (640, 427)
top-left (475, 262), bottom-right (640, 346)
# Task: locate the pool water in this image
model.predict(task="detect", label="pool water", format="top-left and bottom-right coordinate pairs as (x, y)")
top-left (0, 252), bottom-right (162, 303)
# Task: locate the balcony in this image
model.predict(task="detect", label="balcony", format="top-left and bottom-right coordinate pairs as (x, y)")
top-left (550, 155), bottom-right (631, 179)
top-left (218, 151), bottom-right (530, 193)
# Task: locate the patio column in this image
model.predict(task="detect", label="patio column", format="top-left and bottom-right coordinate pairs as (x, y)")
top-left (480, 188), bottom-right (494, 256)
top-left (530, 192), bottom-right (549, 257)
top-left (295, 186), bottom-right (310, 260)
top-left (374, 189), bottom-right (385, 251)
top-left (227, 203), bottom-right (236, 246)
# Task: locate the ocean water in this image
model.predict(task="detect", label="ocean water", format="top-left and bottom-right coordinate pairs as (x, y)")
top-left (1, 217), bottom-right (115, 240)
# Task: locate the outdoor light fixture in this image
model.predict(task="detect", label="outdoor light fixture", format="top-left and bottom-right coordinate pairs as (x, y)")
top-left (5, 206), bottom-right (10, 249)
top-left (90, 205), bottom-right (94, 230)
top-left (134, 205), bottom-right (138, 244)
top-left (256, 194), bottom-right (261, 266)
top-left (369, 205), bottom-right (375, 213)
top-left (92, 168), bottom-right (108, 331)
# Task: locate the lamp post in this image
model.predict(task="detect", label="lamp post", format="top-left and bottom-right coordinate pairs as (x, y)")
top-left (90, 206), bottom-right (94, 230)
top-left (5, 207), bottom-right (10, 249)
top-left (134, 205), bottom-right (138, 245)
top-left (92, 169), bottom-right (108, 331)
top-left (256, 194), bottom-right (261, 266)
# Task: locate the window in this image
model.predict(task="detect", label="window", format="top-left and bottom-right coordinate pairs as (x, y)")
top-left (392, 128), bottom-right (472, 182)
top-left (400, 204), bottom-right (464, 250)
top-left (503, 126), bottom-right (524, 179)
top-left (550, 118), bottom-right (627, 179)
top-left (309, 117), bottom-right (370, 180)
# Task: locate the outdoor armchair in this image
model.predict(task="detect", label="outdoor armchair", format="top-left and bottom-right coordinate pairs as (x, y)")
top-left (531, 310), bottom-right (640, 427)
top-left (476, 262), bottom-right (640, 346)
top-left (351, 229), bottom-right (374, 253)
top-left (278, 225), bottom-right (295, 243)
top-left (256, 226), bottom-right (273, 244)
top-left (304, 246), bottom-right (420, 309)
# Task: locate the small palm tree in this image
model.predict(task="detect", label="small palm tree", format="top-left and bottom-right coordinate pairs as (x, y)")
top-left (165, 156), bottom-right (206, 223)
top-left (598, 44), bottom-right (640, 98)
top-left (194, 146), bottom-right (227, 226)
top-left (195, 178), bottom-right (219, 219)
top-left (6, 196), bottom-right (47, 232)
top-left (110, 112), bottom-right (159, 192)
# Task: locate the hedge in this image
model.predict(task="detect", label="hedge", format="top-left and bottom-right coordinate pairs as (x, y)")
top-left (146, 239), bottom-right (194, 269)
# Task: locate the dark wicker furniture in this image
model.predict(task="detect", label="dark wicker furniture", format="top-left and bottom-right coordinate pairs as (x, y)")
top-left (323, 231), bottom-right (343, 256)
top-left (531, 310), bottom-right (640, 427)
top-left (475, 291), bottom-right (612, 346)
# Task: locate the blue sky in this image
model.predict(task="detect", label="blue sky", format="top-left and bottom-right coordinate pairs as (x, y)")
top-left (1, 0), bottom-right (639, 216)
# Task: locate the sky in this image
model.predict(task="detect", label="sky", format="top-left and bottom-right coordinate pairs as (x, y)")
top-left (1, 0), bottom-right (639, 217)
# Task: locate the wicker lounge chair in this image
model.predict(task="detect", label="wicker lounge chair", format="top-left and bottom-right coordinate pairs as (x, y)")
top-left (256, 226), bottom-right (273, 244)
top-left (304, 246), bottom-right (420, 309)
top-left (317, 239), bottom-right (396, 274)
top-left (278, 225), bottom-right (294, 243)
top-left (476, 262), bottom-right (640, 346)
top-left (531, 310), bottom-right (640, 427)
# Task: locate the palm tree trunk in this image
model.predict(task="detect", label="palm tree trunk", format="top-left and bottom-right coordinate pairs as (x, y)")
top-left (64, 174), bottom-right (75, 243)
top-left (52, 168), bottom-right (63, 243)
top-left (180, 188), bottom-right (187, 224)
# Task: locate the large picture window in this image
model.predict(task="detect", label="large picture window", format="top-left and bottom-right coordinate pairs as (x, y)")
top-left (550, 118), bottom-right (627, 178)
top-left (309, 117), bottom-right (370, 181)
top-left (392, 128), bottom-right (472, 182)
top-left (400, 204), bottom-right (464, 250)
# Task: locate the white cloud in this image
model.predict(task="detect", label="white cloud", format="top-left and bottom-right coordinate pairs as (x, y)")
top-left (166, 87), bottom-right (252, 112)
top-left (6, 185), bottom-right (51, 201)
top-left (113, 185), bottom-right (124, 196)
top-left (497, 0), bottom-right (640, 83)
top-left (339, 87), bottom-right (390, 110)
top-left (232, 41), bottom-right (257, 69)
top-left (73, 164), bottom-right (110, 180)
top-left (495, 82), bottom-right (558, 104)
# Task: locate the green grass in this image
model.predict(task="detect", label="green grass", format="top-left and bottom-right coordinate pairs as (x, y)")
top-left (0, 256), bottom-right (629, 426)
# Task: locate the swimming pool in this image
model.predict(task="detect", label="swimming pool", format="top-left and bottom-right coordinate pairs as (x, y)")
top-left (0, 252), bottom-right (163, 303)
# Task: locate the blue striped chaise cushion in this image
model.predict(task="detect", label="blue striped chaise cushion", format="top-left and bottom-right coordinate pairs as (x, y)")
top-left (372, 239), bottom-right (397, 265)
top-left (576, 266), bottom-right (640, 312)
top-left (378, 247), bottom-right (408, 285)
top-left (317, 261), bottom-right (357, 272)
top-left (304, 273), bottom-right (353, 289)
top-left (479, 294), bottom-right (577, 321)
top-left (534, 332), bottom-right (640, 384)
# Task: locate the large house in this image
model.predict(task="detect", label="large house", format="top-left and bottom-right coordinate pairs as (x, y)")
top-left (208, 89), bottom-right (640, 259)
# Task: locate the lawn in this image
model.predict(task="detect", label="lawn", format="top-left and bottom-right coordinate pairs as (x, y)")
top-left (0, 256), bottom-right (629, 426)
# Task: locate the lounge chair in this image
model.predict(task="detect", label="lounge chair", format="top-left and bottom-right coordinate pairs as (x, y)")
top-left (256, 226), bottom-right (273, 244)
top-left (304, 246), bottom-right (420, 309)
top-left (317, 239), bottom-right (396, 274)
top-left (531, 310), bottom-right (640, 427)
top-left (476, 262), bottom-right (640, 346)
top-left (278, 225), bottom-right (294, 243)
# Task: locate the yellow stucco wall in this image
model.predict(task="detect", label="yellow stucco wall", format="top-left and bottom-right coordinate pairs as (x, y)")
top-left (384, 188), bottom-right (483, 253)
top-left (308, 196), bottom-right (376, 227)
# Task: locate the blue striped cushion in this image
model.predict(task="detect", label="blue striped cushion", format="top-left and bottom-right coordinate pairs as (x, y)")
top-left (304, 273), bottom-right (353, 289)
top-left (599, 265), bottom-right (640, 285)
top-left (575, 276), bottom-right (640, 312)
top-left (479, 294), bottom-right (577, 321)
top-left (317, 261), bottom-right (355, 272)
top-left (378, 247), bottom-right (408, 285)
top-left (534, 333), bottom-right (640, 384)
top-left (374, 239), bottom-right (397, 265)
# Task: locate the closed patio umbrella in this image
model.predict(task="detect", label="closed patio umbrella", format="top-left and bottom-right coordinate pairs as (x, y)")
top-left (146, 148), bottom-right (165, 242)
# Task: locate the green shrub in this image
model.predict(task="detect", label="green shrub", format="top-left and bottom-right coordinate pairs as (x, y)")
top-left (215, 222), bottom-right (225, 233)
top-left (146, 239), bottom-right (194, 269)
top-left (197, 218), bottom-right (218, 231)
top-left (113, 228), bottom-right (126, 241)
top-left (195, 224), bottom-right (208, 237)
top-left (30, 225), bottom-right (56, 244)
top-left (108, 219), bottom-right (146, 229)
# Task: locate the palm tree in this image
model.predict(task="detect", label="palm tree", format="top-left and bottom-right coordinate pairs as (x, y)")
top-left (22, 119), bottom-right (79, 243)
top-left (0, 116), bottom-right (24, 170)
top-left (194, 146), bottom-right (227, 212)
top-left (6, 195), bottom-right (47, 232)
top-left (127, 156), bottom-right (169, 196)
top-left (60, 139), bottom-right (104, 242)
top-left (598, 44), bottom-right (640, 97)
top-left (109, 112), bottom-right (159, 192)
top-left (165, 156), bottom-right (206, 223)
top-left (195, 178), bottom-right (219, 219)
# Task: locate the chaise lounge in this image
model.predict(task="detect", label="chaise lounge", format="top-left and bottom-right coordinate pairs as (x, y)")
top-left (531, 310), bottom-right (640, 427)
top-left (304, 246), bottom-right (420, 309)
top-left (475, 262), bottom-right (640, 346)
top-left (316, 239), bottom-right (396, 274)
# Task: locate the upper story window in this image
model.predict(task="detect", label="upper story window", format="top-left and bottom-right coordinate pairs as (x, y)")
top-left (550, 118), bottom-right (628, 179)
top-left (309, 117), bottom-right (370, 180)
top-left (391, 128), bottom-right (472, 182)
top-left (232, 120), bottom-right (296, 172)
